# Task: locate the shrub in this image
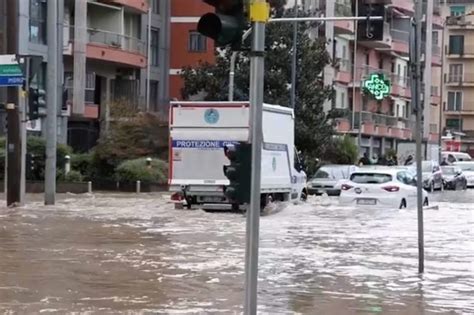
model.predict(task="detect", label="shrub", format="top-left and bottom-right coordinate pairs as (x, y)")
top-left (115, 158), bottom-right (168, 184)
top-left (71, 153), bottom-right (93, 180)
top-left (0, 136), bottom-right (73, 180)
top-left (63, 170), bottom-right (84, 182)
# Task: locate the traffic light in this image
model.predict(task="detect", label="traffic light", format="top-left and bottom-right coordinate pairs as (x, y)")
top-left (28, 87), bottom-right (46, 120)
top-left (198, 0), bottom-right (247, 48)
top-left (356, 2), bottom-right (385, 41)
top-left (223, 142), bottom-right (252, 204)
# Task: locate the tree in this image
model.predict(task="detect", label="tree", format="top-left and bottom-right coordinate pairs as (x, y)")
top-left (181, 7), bottom-right (335, 174)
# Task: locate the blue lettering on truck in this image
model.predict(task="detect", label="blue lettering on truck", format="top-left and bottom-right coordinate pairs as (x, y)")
top-left (172, 140), bottom-right (238, 149)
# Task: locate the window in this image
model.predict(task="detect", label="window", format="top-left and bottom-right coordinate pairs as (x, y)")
top-left (378, 58), bottom-right (383, 70)
top-left (350, 173), bottom-right (392, 184)
top-left (450, 5), bottom-right (465, 17)
top-left (150, 28), bottom-right (159, 66)
top-left (29, 0), bottom-right (47, 44)
top-left (341, 91), bottom-right (345, 108)
top-left (446, 118), bottom-right (462, 131)
top-left (447, 91), bottom-right (462, 111)
top-left (189, 31), bottom-right (207, 52)
top-left (449, 35), bottom-right (464, 55)
top-left (149, 80), bottom-right (159, 111)
top-left (29, 62), bottom-right (46, 90)
top-left (432, 31), bottom-right (439, 46)
top-left (64, 72), bottom-right (96, 104)
top-left (151, 0), bottom-right (160, 14)
top-left (448, 64), bottom-right (463, 82)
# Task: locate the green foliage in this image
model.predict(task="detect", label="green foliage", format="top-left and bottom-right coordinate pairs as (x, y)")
top-left (320, 136), bottom-right (358, 168)
top-left (71, 153), bottom-right (93, 180)
top-left (0, 136), bottom-right (72, 180)
top-left (92, 102), bottom-right (168, 180)
top-left (180, 8), bottom-right (334, 169)
top-left (63, 170), bottom-right (84, 183)
top-left (115, 158), bottom-right (168, 184)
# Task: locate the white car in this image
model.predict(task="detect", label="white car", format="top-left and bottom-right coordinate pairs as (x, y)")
top-left (453, 161), bottom-right (474, 187)
top-left (339, 169), bottom-right (429, 209)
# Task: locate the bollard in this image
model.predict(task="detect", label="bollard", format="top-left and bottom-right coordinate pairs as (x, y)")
top-left (64, 155), bottom-right (71, 175)
top-left (136, 180), bottom-right (141, 193)
top-left (87, 181), bottom-right (92, 193)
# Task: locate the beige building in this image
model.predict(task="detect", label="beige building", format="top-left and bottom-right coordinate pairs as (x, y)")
top-left (441, 1), bottom-right (474, 154)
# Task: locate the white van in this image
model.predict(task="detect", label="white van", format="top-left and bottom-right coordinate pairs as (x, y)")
top-left (442, 151), bottom-right (472, 164)
top-left (168, 101), bottom-right (307, 210)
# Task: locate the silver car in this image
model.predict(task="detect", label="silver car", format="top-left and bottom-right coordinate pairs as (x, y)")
top-left (307, 165), bottom-right (358, 196)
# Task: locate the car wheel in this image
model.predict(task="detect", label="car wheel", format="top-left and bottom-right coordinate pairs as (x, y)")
top-left (399, 199), bottom-right (407, 209)
top-left (423, 197), bottom-right (429, 207)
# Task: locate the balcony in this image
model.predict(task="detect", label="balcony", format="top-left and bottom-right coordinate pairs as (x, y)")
top-left (341, 111), bottom-right (415, 140)
top-left (444, 106), bottom-right (474, 116)
top-left (388, 0), bottom-right (414, 14)
top-left (334, 59), bottom-right (352, 84)
top-left (447, 15), bottom-right (474, 29)
top-left (446, 73), bottom-right (474, 87)
top-left (391, 28), bottom-right (410, 56)
top-left (357, 22), bottom-right (392, 49)
top-left (431, 86), bottom-right (441, 105)
top-left (68, 26), bottom-right (147, 68)
top-left (334, 1), bottom-right (354, 34)
top-left (99, 0), bottom-right (149, 13)
top-left (447, 45), bottom-right (474, 59)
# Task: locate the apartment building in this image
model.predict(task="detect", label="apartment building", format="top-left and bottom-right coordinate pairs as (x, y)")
top-left (0, 0), bottom-right (170, 152)
top-left (441, 1), bottom-right (474, 154)
top-left (169, 0), bottom-right (215, 100)
top-left (305, 0), bottom-right (443, 158)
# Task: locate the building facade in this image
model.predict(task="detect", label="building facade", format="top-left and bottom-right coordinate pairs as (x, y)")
top-left (440, 1), bottom-right (474, 154)
top-left (305, 0), bottom-right (443, 158)
top-left (0, 0), bottom-right (170, 152)
top-left (169, 0), bottom-right (215, 100)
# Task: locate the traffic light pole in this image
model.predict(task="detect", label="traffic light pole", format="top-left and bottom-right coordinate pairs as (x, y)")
top-left (45, 0), bottom-right (58, 205)
top-left (245, 17), bottom-right (265, 315)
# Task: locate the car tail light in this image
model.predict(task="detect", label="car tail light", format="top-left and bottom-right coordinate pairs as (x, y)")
top-left (382, 186), bottom-right (400, 192)
top-left (341, 184), bottom-right (353, 191)
top-left (171, 192), bottom-right (183, 201)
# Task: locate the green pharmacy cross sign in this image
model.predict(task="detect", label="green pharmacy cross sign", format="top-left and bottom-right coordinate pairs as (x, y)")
top-left (363, 73), bottom-right (391, 101)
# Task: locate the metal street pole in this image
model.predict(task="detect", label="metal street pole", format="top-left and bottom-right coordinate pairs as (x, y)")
top-left (5, 0), bottom-right (21, 207)
top-left (413, 0), bottom-right (424, 274)
top-left (245, 2), bottom-right (268, 313)
top-left (290, 0), bottom-right (298, 109)
top-left (229, 28), bottom-right (252, 102)
top-left (146, 7), bottom-right (152, 111)
top-left (45, 0), bottom-right (58, 205)
top-left (438, 20), bottom-right (446, 163)
top-left (353, 0), bottom-right (361, 154)
top-left (20, 57), bottom-right (29, 205)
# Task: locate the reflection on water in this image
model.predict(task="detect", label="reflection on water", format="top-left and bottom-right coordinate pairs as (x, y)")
top-left (0, 193), bottom-right (472, 314)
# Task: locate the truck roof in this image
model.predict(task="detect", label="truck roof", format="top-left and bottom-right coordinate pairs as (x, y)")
top-left (170, 101), bottom-right (294, 116)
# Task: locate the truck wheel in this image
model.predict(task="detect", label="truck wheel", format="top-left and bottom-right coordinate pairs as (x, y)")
top-left (260, 194), bottom-right (272, 211)
top-left (300, 190), bottom-right (308, 202)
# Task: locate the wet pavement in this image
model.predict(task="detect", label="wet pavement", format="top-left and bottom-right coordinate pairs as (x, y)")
top-left (0, 192), bottom-right (472, 314)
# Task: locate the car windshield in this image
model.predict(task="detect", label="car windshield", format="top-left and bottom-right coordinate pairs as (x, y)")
top-left (422, 162), bottom-right (432, 173)
top-left (441, 167), bottom-right (456, 175)
top-left (313, 167), bottom-right (348, 180)
top-left (454, 154), bottom-right (472, 161)
top-left (350, 173), bottom-right (392, 184)
top-left (456, 163), bottom-right (474, 171)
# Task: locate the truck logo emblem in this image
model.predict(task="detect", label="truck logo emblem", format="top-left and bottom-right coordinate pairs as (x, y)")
top-left (272, 157), bottom-right (277, 171)
top-left (204, 108), bottom-right (219, 124)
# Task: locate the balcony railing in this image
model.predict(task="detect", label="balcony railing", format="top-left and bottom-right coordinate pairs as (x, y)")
top-left (69, 25), bottom-right (146, 56)
top-left (391, 29), bottom-right (410, 42)
top-left (447, 73), bottom-right (474, 84)
top-left (448, 45), bottom-right (474, 55)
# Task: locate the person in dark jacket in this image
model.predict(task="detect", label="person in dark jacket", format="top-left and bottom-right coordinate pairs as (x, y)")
top-left (358, 152), bottom-right (371, 166)
top-left (404, 155), bottom-right (414, 165)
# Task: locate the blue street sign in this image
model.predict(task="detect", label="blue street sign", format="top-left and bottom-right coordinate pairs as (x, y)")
top-left (0, 76), bottom-right (24, 86)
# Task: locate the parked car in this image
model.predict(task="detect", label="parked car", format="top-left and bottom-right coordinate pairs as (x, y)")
top-left (442, 151), bottom-right (472, 164)
top-left (441, 166), bottom-right (467, 190)
top-left (339, 169), bottom-right (429, 209)
top-left (413, 160), bottom-right (443, 192)
top-left (453, 161), bottom-right (474, 187)
top-left (307, 165), bottom-right (358, 196)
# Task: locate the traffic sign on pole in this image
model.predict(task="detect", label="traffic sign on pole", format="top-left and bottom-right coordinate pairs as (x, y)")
top-left (0, 54), bottom-right (25, 87)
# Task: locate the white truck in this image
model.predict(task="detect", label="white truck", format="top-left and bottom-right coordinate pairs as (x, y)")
top-left (168, 101), bottom-right (307, 210)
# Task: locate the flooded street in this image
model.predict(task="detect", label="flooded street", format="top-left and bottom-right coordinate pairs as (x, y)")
top-left (0, 192), bottom-right (472, 314)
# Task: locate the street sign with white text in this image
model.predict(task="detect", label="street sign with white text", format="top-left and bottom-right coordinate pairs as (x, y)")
top-left (0, 54), bottom-right (25, 87)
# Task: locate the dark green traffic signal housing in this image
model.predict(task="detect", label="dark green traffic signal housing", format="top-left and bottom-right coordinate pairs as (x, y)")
top-left (198, 0), bottom-right (246, 48)
top-left (223, 142), bottom-right (251, 204)
top-left (28, 87), bottom-right (46, 120)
